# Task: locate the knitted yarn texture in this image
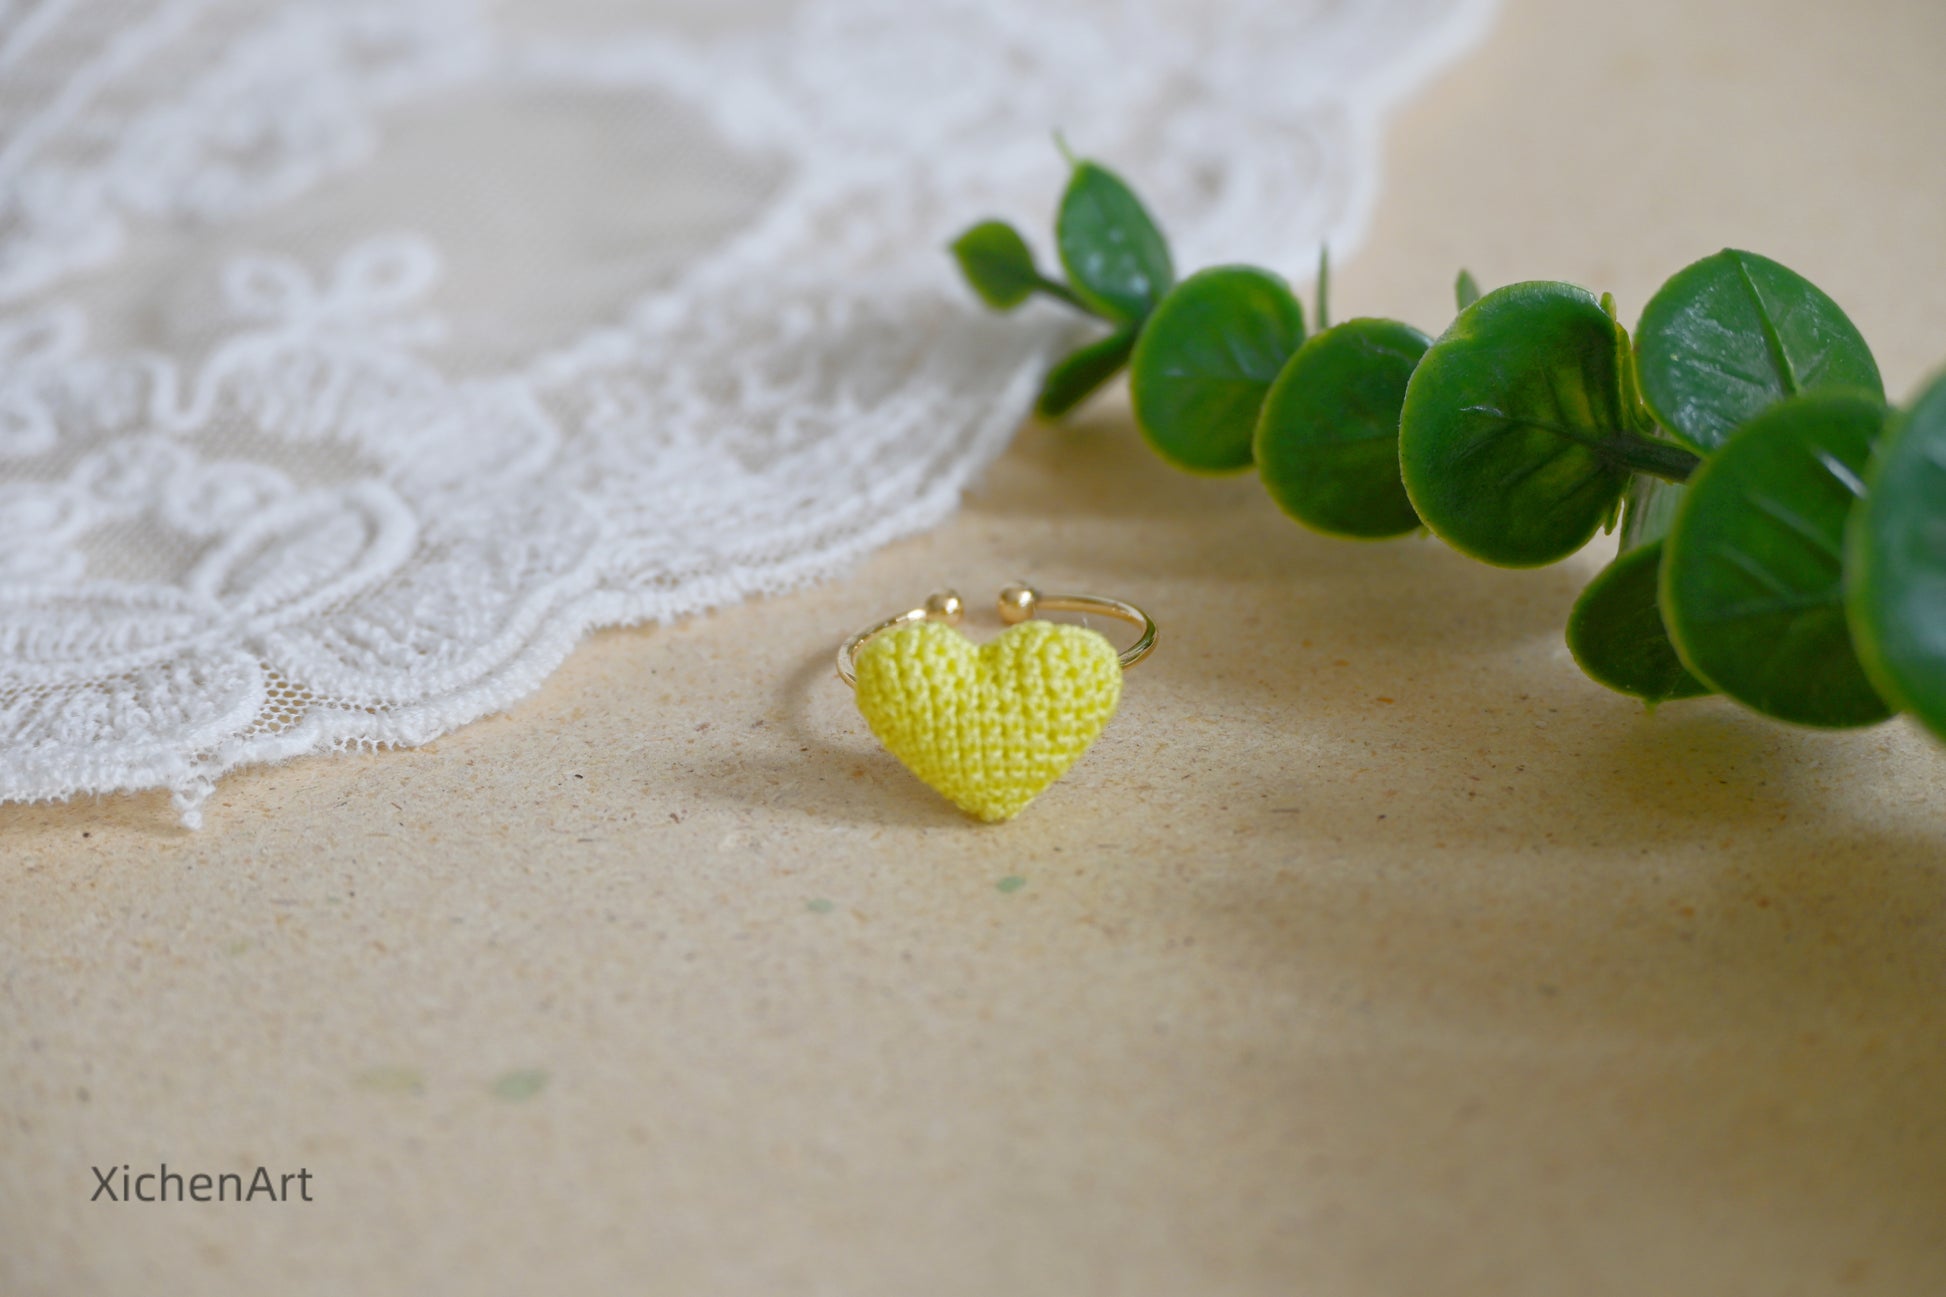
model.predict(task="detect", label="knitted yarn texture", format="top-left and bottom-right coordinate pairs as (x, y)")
top-left (853, 620), bottom-right (1122, 822)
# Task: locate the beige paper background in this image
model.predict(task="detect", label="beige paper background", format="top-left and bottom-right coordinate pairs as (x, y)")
top-left (7, 0), bottom-right (1946, 1292)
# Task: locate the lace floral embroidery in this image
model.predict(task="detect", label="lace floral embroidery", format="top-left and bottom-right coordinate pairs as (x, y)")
top-left (0, 0), bottom-right (1494, 822)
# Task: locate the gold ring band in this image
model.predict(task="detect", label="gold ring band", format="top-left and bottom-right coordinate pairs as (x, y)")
top-left (836, 584), bottom-right (1156, 688)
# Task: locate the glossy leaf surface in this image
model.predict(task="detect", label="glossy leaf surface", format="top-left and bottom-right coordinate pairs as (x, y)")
top-left (1846, 367), bottom-right (1946, 742)
top-left (1661, 391), bottom-right (1891, 727)
top-left (1636, 249), bottom-right (1883, 453)
top-left (1254, 318), bottom-right (1427, 538)
top-left (1130, 266), bottom-right (1306, 474)
top-left (1036, 327), bottom-right (1137, 419)
top-left (1055, 161), bottom-right (1173, 323)
top-left (1399, 282), bottom-right (1648, 567)
top-left (1566, 477), bottom-right (1710, 703)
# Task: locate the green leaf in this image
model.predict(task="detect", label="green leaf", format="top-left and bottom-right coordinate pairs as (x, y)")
top-left (1398, 281), bottom-right (1694, 568)
top-left (1661, 391), bottom-right (1892, 728)
top-left (1253, 317), bottom-right (1427, 538)
top-left (1129, 266), bottom-right (1307, 474)
top-left (1636, 249), bottom-right (1883, 453)
top-left (1055, 161), bottom-right (1174, 323)
top-left (1566, 476), bottom-right (1711, 703)
top-left (1846, 367), bottom-right (1946, 743)
top-left (1454, 270), bottom-right (1481, 312)
top-left (950, 221), bottom-right (1044, 311)
top-left (1570, 545), bottom-right (1712, 705)
top-left (1035, 327), bottom-right (1137, 419)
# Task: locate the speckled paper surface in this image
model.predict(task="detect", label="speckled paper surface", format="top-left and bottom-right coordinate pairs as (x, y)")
top-left (7, 0), bottom-right (1946, 1292)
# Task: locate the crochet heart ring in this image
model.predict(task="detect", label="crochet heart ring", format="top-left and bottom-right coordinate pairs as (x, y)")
top-left (836, 585), bottom-right (1157, 822)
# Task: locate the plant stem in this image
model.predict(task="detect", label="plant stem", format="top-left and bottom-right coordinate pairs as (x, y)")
top-left (1035, 275), bottom-right (1117, 320)
top-left (1316, 244), bottom-right (1331, 331)
top-left (1034, 276), bottom-right (1086, 310)
top-left (1609, 432), bottom-right (1702, 483)
top-left (1617, 473), bottom-right (1687, 550)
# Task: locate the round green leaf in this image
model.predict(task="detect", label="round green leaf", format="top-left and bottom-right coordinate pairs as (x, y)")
top-left (1846, 367), bottom-right (1946, 743)
top-left (1569, 542), bottom-right (1711, 704)
top-left (1399, 282), bottom-right (1663, 568)
top-left (1566, 478), bottom-right (1709, 704)
top-left (1661, 391), bottom-right (1892, 728)
top-left (1055, 161), bottom-right (1173, 324)
top-left (1253, 318), bottom-right (1427, 538)
top-left (950, 220), bottom-right (1042, 311)
top-left (1130, 266), bottom-right (1306, 474)
top-left (1636, 249), bottom-right (1883, 453)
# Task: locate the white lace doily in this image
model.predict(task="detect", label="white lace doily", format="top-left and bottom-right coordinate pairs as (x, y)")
top-left (0, 0), bottom-right (1494, 825)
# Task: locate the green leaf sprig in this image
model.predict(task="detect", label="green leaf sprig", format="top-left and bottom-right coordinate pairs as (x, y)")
top-left (951, 153), bottom-right (1946, 746)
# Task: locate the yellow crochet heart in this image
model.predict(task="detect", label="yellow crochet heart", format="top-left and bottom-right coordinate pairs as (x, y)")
top-left (853, 618), bottom-right (1123, 822)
